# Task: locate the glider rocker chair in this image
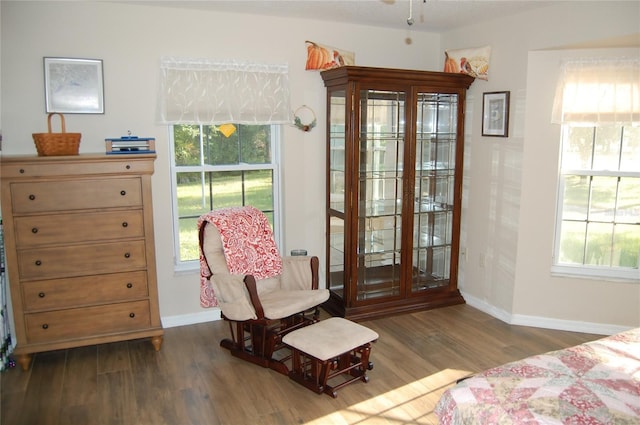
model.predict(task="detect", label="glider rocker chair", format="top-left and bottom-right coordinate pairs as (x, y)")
top-left (198, 206), bottom-right (329, 375)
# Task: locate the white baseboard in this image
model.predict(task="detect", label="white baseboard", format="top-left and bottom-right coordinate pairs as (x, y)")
top-left (161, 308), bottom-right (222, 329)
top-left (159, 295), bottom-right (633, 336)
top-left (461, 291), bottom-right (632, 336)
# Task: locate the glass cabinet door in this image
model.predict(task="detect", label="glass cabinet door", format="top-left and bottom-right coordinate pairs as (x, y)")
top-left (328, 89), bottom-right (346, 298)
top-left (356, 89), bottom-right (405, 300)
top-left (413, 92), bottom-right (458, 292)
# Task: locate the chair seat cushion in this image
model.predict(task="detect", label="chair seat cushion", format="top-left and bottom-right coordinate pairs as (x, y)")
top-left (283, 317), bottom-right (379, 361)
top-left (260, 289), bottom-right (330, 319)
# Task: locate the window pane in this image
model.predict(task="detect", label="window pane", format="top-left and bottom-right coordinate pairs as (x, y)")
top-left (177, 172), bottom-right (211, 217)
top-left (592, 126), bottom-right (622, 170)
top-left (176, 172), bottom-right (212, 263)
top-left (562, 126), bottom-right (593, 169)
top-left (202, 124), bottom-right (272, 165)
top-left (588, 176), bottom-right (617, 223)
top-left (621, 126), bottom-right (640, 171)
top-left (240, 125), bottom-right (272, 164)
top-left (559, 220), bottom-right (586, 265)
top-left (617, 177), bottom-right (640, 224)
top-left (179, 217), bottom-right (199, 264)
top-left (613, 224), bottom-right (640, 268)
top-left (174, 125), bottom-right (201, 166)
top-left (585, 222), bottom-right (613, 266)
top-left (244, 169), bottom-right (274, 210)
top-left (205, 125), bottom-right (239, 165)
top-left (206, 170), bottom-right (274, 211)
top-left (562, 175), bottom-right (589, 221)
top-left (209, 171), bottom-right (244, 206)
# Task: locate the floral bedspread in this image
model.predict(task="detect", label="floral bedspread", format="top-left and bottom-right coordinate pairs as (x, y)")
top-left (435, 328), bottom-right (640, 424)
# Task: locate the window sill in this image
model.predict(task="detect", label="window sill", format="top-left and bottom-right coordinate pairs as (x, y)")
top-left (174, 260), bottom-right (199, 275)
top-left (551, 265), bottom-right (640, 283)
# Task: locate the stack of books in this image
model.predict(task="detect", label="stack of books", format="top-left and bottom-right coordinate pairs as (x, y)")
top-left (105, 136), bottom-right (155, 154)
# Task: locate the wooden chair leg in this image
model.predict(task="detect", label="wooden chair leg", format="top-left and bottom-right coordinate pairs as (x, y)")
top-left (322, 344), bottom-right (374, 398)
top-left (220, 321), bottom-right (244, 351)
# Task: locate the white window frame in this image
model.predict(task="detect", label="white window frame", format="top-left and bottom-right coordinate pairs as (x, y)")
top-left (169, 124), bottom-right (282, 272)
top-left (552, 124), bottom-right (640, 282)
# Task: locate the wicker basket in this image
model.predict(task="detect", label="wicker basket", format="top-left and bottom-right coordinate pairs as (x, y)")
top-left (32, 113), bottom-right (81, 156)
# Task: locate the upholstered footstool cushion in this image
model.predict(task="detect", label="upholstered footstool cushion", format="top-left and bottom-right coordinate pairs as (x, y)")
top-left (283, 317), bottom-right (378, 397)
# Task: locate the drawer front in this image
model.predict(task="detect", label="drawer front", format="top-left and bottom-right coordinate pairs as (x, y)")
top-left (25, 300), bottom-right (151, 343)
top-left (1, 154), bottom-right (155, 178)
top-left (11, 178), bottom-right (142, 213)
top-left (14, 210), bottom-right (145, 247)
top-left (18, 240), bottom-right (147, 280)
top-left (22, 271), bottom-right (149, 311)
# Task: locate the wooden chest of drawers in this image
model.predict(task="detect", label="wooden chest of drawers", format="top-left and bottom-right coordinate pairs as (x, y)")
top-left (0, 154), bottom-right (164, 370)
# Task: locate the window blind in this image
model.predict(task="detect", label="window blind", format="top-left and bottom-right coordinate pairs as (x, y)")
top-left (157, 57), bottom-right (291, 125)
top-left (551, 58), bottom-right (639, 125)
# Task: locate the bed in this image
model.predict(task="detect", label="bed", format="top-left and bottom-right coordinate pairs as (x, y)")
top-left (435, 327), bottom-right (640, 424)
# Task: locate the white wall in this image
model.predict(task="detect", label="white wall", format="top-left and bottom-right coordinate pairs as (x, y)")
top-left (515, 47), bottom-right (640, 334)
top-left (3, 1), bottom-right (639, 334)
top-left (442, 1), bottom-right (640, 333)
top-left (0, 1), bottom-right (441, 326)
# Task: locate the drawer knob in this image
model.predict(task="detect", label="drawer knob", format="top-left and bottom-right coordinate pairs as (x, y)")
top-left (35, 260), bottom-right (42, 266)
top-left (38, 292), bottom-right (45, 298)
top-left (120, 190), bottom-right (127, 196)
top-left (129, 313), bottom-right (135, 318)
top-left (42, 324), bottom-right (49, 330)
top-left (126, 283), bottom-right (133, 288)
top-left (19, 168), bottom-right (25, 174)
top-left (122, 222), bottom-right (128, 228)
top-left (32, 227), bottom-right (38, 234)
top-left (124, 252), bottom-right (131, 259)
top-left (29, 194), bottom-right (36, 200)
top-left (126, 165), bottom-right (131, 170)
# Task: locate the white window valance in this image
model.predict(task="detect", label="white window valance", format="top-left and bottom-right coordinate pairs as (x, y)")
top-left (157, 57), bottom-right (291, 125)
top-left (551, 57), bottom-right (639, 125)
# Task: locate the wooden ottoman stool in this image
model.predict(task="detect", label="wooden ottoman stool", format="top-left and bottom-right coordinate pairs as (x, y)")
top-left (282, 317), bottom-right (378, 398)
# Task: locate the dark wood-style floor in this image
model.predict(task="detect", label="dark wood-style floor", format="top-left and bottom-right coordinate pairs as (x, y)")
top-left (1, 304), bottom-right (602, 425)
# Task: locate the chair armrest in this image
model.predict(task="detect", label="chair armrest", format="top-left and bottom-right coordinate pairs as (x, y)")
top-left (244, 275), bottom-right (265, 319)
top-left (210, 274), bottom-right (257, 321)
top-left (280, 255), bottom-right (320, 290)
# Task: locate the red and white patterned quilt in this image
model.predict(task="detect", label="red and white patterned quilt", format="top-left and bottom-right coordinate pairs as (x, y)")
top-left (435, 328), bottom-right (640, 424)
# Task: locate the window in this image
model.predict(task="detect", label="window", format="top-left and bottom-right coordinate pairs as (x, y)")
top-left (157, 58), bottom-right (290, 267)
top-left (170, 124), bottom-right (280, 266)
top-left (553, 125), bottom-right (640, 279)
top-left (552, 58), bottom-right (639, 280)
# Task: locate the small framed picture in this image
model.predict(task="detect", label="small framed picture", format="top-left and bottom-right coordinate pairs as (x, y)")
top-left (44, 57), bottom-right (104, 114)
top-left (482, 91), bottom-right (510, 137)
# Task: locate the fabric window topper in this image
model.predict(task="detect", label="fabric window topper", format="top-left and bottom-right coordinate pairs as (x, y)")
top-left (444, 45), bottom-right (491, 80)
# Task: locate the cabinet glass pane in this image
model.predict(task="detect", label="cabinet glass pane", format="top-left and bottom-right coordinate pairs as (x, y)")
top-left (328, 215), bottom-right (345, 296)
top-left (357, 89), bottom-right (404, 301)
top-left (329, 90), bottom-right (346, 212)
top-left (328, 89), bottom-right (346, 297)
top-left (413, 92), bottom-right (458, 291)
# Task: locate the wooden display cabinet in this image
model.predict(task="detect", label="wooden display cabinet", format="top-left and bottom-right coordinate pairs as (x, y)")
top-left (321, 66), bottom-right (474, 320)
